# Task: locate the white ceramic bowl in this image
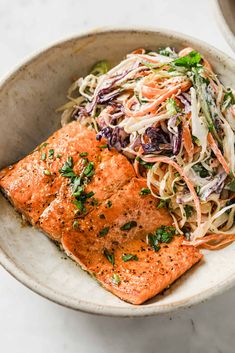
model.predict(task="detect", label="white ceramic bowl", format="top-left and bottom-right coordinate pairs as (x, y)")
top-left (1, 28), bottom-right (235, 317)
top-left (214, 0), bottom-right (235, 52)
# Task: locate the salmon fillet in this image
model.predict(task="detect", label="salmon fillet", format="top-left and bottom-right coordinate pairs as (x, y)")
top-left (0, 121), bottom-right (134, 226)
top-left (62, 178), bottom-right (202, 304)
top-left (0, 122), bottom-right (202, 304)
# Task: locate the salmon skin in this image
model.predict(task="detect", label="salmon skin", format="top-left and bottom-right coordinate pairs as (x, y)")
top-left (0, 122), bottom-right (202, 304)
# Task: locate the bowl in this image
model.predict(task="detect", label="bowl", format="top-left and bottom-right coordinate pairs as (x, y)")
top-left (1, 28), bottom-right (235, 317)
top-left (214, 0), bottom-right (235, 52)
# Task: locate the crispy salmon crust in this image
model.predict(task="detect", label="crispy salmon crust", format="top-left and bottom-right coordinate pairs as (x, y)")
top-left (0, 122), bottom-right (202, 304)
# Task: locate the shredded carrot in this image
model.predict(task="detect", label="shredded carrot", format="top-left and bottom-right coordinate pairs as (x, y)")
top-left (207, 133), bottom-right (230, 174)
top-left (125, 81), bottom-right (191, 117)
top-left (141, 85), bottom-right (167, 99)
top-left (131, 48), bottom-right (145, 55)
top-left (182, 122), bottom-right (194, 161)
top-left (141, 156), bottom-right (202, 226)
top-left (188, 233), bottom-right (235, 250)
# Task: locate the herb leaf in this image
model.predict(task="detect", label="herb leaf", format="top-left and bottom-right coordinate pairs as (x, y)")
top-left (59, 157), bottom-right (75, 177)
top-left (136, 156), bottom-right (153, 169)
top-left (84, 162), bottom-right (94, 177)
top-left (122, 254), bottom-right (139, 262)
top-left (43, 169), bottom-right (51, 176)
top-left (147, 233), bottom-right (160, 252)
top-left (99, 144), bottom-right (108, 149)
top-left (112, 273), bottom-right (121, 286)
top-left (99, 227), bottom-right (110, 237)
top-left (41, 152), bottom-right (46, 161)
top-left (38, 142), bottom-right (48, 151)
top-left (147, 226), bottom-right (176, 251)
top-left (157, 199), bottom-right (168, 209)
top-left (155, 226), bottom-right (176, 243)
top-left (103, 248), bottom-right (115, 265)
top-left (172, 51), bottom-right (201, 69)
top-left (73, 199), bottom-right (86, 213)
top-left (79, 152), bottom-right (88, 157)
top-left (139, 188), bottom-right (151, 195)
top-left (120, 221), bottom-right (137, 231)
top-left (106, 200), bottom-right (112, 208)
top-left (48, 149), bottom-right (54, 159)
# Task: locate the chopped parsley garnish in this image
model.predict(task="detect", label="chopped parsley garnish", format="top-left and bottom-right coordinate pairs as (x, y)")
top-left (139, 188), bottom-right (151, 195)
top-left (157, 199), bottom-right (168, 209)
top-left (184, 205), bottom-right (194, 219)
top-left (48, 149), bottom-right (54, 159)
top-left (147, 234), bottom-right (161, 252)
top-left (86, 191), bottom-right (95, 199)
top-left (106, 200), bottom-right (112, 208)
top-left (156, 226), bottom-right (176, 243)
top-left (99, 144), bottom-right (108, 149)
top-left (59, 155), bottom-right (95, 216)
top-left (136, 156), bottom-right (153, 169)
top-left (147, 226), bottom-right (176, 251)
top-left (79, 152), bottom-right (88, 157)
top-left (84, 162), bottom-right (94, 177)
top-left (73, 220), bottom-right (79, 229)
top-left (112, 273), bottom-right (120, 286)
top-left (99, 227), bottom-right (110, 237)
top-left (171, 50), bottom-right (202, 69)
top-left (122, 254), bottom-right (139, 262)
top-left (99, 214), bottom-right (105, 219)
top-left (59, 156), bottom-right (75, 177)
top-left (38, 142), bottom-right (48, 151)
top-left (56, 154), bottom-right (62, 159)
top-left (73, 199), bottom-right (86, 213)
top-left (43, 169), bottom-right (51, 176)
top-left (103, 248), bottom-right (115, 265)
top-left (41, 152), bottom-right (46, 161)
top-left (120, 221), bottom-right (137, 231)
top-left (72, 183), bottom-right (83, 197)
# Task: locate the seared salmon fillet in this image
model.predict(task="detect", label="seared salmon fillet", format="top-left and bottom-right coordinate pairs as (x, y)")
top-left (0, 121), bottom-right (134, 225)
top-left (62, 178), bottom-right (202, 304)
top-left (0, 123), bottom-right (202, 304)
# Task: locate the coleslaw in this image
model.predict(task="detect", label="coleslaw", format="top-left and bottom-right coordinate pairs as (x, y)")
top-left (58, 46), bottom-right (235, 249)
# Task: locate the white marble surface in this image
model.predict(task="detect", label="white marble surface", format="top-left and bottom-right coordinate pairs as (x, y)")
top-left (0, 0), bottom-right (235, 352)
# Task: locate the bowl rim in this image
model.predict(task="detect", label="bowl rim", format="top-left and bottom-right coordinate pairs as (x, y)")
top-left (1, 26), bottom-right (235, 317)
top-left (213, 0), bottom-right (235, 52)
